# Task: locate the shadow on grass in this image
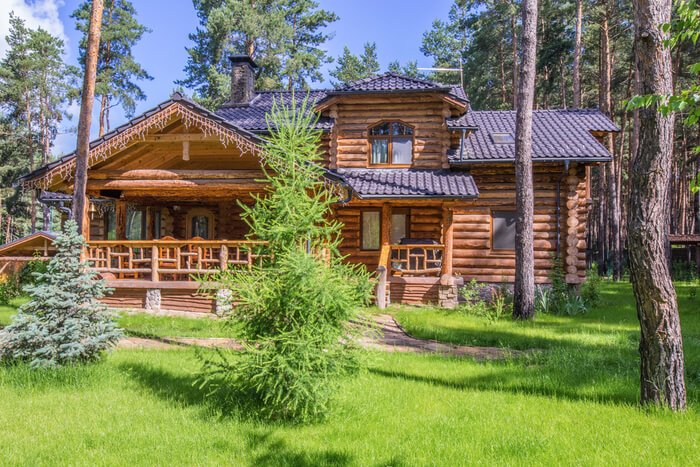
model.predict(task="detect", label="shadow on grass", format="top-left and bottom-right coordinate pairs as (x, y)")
top-left (369, 363), bottom-right (639, 406)
top-left (119, 361), bottom-right (355, 465)
top-left (246, 431), bottom-right (353, 466)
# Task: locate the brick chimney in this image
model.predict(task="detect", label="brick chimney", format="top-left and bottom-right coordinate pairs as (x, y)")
top-left (226, 55), bottom-right (258, 106)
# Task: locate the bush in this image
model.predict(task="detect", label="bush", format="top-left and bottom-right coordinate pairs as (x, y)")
top-left (580, 263), bottom-right (602, 307)
top-left (459, 280), bottom-right (512, 322)
top-left (0, 221), bottom-right (122, 368)
top-left (18, 254), bottom-right (49, 287)
top-left (0, 275), bottom-right (21, 305)
top-left (536, 256), bottom-right (589, 316)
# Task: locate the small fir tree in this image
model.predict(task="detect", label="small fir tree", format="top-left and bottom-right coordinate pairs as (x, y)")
top-left (0, 220), bottom-right (122, 368)
top-left (199, 95), bottom-right (373, 422)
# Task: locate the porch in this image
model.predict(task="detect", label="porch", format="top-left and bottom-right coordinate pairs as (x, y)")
top-left (85, 239), bottom-right (268, 313)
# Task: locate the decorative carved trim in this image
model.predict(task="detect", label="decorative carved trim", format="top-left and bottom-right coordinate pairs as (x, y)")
top-left (22, 102), bottom-right (261, 190)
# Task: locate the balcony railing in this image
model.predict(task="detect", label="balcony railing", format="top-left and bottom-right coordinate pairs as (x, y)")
top-left (375, 243), bottom-right (448, 309)
top-left (86, 240), bottom-right (268, 281)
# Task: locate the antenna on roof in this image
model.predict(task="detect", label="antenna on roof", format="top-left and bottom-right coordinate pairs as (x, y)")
top-left (418, 57), bottom-right (464, 89)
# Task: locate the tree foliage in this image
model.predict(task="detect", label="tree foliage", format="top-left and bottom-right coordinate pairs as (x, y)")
top-left (0, 220), bottom-right (122, 369)
top-left (329, 42), bottom-right (381, 86)
top-left (72, 0), bottom-right (153, 136)
top-left (178, 0), bottom-right (337, 108)
top-left (0, 14), bottom-right (77, 238)
top-left (199, 96), bottom-right (373, 422)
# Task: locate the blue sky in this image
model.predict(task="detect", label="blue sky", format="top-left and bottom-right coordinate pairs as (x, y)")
top-left (1, 0), bottom-right (455, 155)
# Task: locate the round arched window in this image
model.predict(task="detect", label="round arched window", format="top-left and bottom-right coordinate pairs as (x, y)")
top-left (368, 121), bottom-right (414, 166)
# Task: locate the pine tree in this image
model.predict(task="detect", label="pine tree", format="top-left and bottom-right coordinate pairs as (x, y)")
top-left (329, 42), bottom-right (380, 87)
top-left (178, 0), bottom-right (337, 108)
top-left (0, 220), bottom-right (122, 369)
top-left (0, 14), bottom-right (76, 235)
top-left (199, 96), bottom-right (373, 421)
top-left (73, 0), bottom-right (153, 137)
top-left (388, 60), bottom-right (423, 78)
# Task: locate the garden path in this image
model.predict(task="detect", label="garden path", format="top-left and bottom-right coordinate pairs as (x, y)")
top-left (118, 314), bottom-right (512, 360)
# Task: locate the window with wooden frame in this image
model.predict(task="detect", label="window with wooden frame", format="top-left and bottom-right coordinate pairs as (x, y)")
top-left (491, 211), bottom-right (516, 251)
top-left (390, 208), bottom-right (410, 244)
top-left (360, 209), bottom-right (382, 250)
top-left (186, 208), bottom-right (214, 239)
top-left (126, 207), bottom-right (147, 240)
top-left (368, 121), bottom-right (414, 166)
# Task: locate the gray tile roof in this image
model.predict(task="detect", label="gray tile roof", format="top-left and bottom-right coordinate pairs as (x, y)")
top-left (323, 72), bottom-right (469, 105)
top-left (216, 90), bottom-right (333, 132)
top-left (330, 169), bottom-right (479, 199)
top-left (448, 109), bottom-right (618, 163)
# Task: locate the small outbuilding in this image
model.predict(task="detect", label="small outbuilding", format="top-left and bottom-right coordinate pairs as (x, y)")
top-left (0, 231), bottom-right (56, 278)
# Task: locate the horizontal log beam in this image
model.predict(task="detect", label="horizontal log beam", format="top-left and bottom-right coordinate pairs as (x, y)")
top-left (86, 179), bottom-right (265, 190)
top-left (88, 169), bottom-right (265, 180)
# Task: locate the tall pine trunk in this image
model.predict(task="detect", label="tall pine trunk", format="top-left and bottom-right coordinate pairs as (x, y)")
top-left (572, 0), bottom-right (583, 108)
top-left (629, 0), bottom-right (686, 410)
top-left (513, 0), bottom-right (538, 320)
top-left (599, 0), bottom-right (621, 280)
top-left (511, 8), bottom-right (519, 109)
top-left (72, 0), bottom-right (103, 238)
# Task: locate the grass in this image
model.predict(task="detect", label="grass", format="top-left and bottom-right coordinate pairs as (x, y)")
top-left (117, 312), bottom-right (237, 338)
top-left (0, 282), bottom-right (698, 464)
top-left (0, 300), bottom-right (234, 338)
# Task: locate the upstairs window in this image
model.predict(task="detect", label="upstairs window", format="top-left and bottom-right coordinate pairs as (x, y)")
top-left (369, 121), bottom-right (414, 166)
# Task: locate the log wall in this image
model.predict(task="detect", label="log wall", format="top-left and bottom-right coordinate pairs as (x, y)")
top-left (333, 162), bottom-right (590, 285)
top-left (329, 94), bottom-right (452, 169)
top-left (451, 162), bottom-right (588, 284)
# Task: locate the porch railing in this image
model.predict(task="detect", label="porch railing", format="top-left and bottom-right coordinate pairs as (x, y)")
top-left (375, 243), bottom-right (447, 309)
top-left (86, 240), bottom-right (268, 281)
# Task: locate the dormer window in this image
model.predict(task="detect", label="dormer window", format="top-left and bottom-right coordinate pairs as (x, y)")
top-left (491, 132), bottom-right (515, 144)
top-left (369, 121), bottom-right (414, 166)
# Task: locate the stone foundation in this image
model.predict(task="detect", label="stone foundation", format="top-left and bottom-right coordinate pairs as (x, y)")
top-left (215, 289), bottom-right (233, 316)
top-left (144, 289), bottom-right (161, 312)
top-left (438, 275), bottom-right (463, 309)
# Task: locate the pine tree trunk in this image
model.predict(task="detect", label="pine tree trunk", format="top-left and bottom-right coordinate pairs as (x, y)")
top-left (572, 0), bottom-right (583, 108)
top-left (599, 0), bottom-right (621, 280)
top-left (511, 10), bottom-right (519, 109)
top-left (629, 0), bottom-right (686, 410)
top-left (513, 0), bottom-right (538, 320)
top-left (99, 94), bottom-right (107, 138)
top-left (72, 0), bottom-right (104, 238)
top-left (26, 95), bottom-right (36, 233)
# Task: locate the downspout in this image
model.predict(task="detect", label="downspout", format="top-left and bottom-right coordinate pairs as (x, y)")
top-left (556, 160), bottom-right (570, 256)
top-left (459, 128), bottom-right (466, 162)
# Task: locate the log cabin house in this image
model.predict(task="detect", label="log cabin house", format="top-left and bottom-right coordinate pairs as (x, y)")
top-left (15, 55), bottom-right (618, 313)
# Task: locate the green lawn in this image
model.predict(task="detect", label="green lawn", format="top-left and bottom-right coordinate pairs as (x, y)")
top-left (0, 303), bottom-right (233, 338)
top-left (0, 282), bottom-right (698, 464)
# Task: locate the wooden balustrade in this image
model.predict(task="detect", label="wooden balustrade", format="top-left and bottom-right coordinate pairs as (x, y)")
top-left (86, 240), bottom-right (268, 281)
top-left (388, 244), bottom-right (446, 276)
top-left (374, 243), bottom-right (447, 309)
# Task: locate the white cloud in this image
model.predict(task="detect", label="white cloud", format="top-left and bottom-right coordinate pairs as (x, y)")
top-left (0, 1), bottom-right (68, 56)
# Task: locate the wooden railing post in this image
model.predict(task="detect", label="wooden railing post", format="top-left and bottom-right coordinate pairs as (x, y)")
top-left (219, 244), bottom-right (229, 271)
top-left (376, 265), bottom-right (387, 309)
top-left (441, 205), bottom-right (454, 277)
top-left (151, 245), bottom-right (159, 282)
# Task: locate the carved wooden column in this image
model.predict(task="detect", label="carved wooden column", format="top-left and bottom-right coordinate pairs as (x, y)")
top-left (565, 165), bottom-right (581, 284)
top-left (116, 200), bottom-right (127, 240)
top-left (381, 203), bottom-right (391, 246)
top-left (441, 203), bottom-right (454, 277)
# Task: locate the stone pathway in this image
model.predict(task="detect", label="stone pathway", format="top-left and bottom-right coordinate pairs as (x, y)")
top-left (118, 314), bottom-right (512, 360)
